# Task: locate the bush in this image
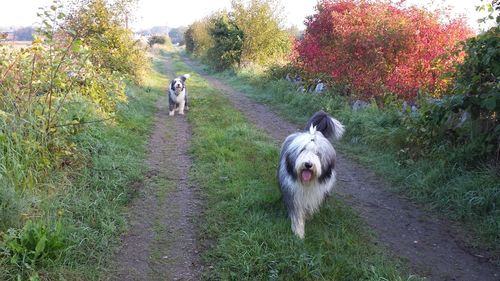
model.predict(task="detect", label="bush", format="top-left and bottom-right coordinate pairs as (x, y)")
top-left (0, 0), bottom-right (151, 279)
top-left (206, 12), bottom-right (244, 70)
top-left (185, 27), bottom-right (195, 53)
top-left (0, 0), bottom-right (147, 224)
top-left (185, 19), bottom-right (214, 59)
top-left (185, 0), bottom-right (292, 70)
top-left (454, 26), bottom-right (499, 125)
top-left (399, 26), bottom-right (500, 165)
top-left (147, 35), bottom-right (166, 47)
top-left (63, 0), bottom-right (149, 84)
top-left (232, 0), bottom-right (291, 66)
top-left (296, 0), bottom-right (472, 101)
top-left (0, 5), bottom-right (112, 193)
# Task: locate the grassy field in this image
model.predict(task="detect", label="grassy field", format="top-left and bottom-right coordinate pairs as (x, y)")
top-left (0, 52), bottom-right (165, 280)
top-left (205, 66), bottom-right (499, 254)
top-left (165, 51), bottom-right (420, 280)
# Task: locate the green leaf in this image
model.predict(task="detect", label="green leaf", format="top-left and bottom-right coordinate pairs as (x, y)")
top-left (29, 272), bottom-right (40, 281)
top-left (34, 234), bottom-right (47, 258)
top-left (481, 96), bottom-right (496, 111)
top-left (6, 240), bottom-right (23, 254)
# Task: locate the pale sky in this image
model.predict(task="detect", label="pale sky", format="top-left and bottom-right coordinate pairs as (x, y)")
top-left (0, 0), bottom-right (495, 32)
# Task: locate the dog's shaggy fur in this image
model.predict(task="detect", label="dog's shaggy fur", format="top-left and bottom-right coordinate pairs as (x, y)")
top-left (168, 74), bottom-right (190, 116)
top-left (278, 111), bottom-right (345, 238)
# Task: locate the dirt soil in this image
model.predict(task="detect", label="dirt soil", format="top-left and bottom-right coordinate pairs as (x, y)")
top-left (181, 56), bottom-right (500, 281)
top-left (108, 55), bottom-right (202, 281)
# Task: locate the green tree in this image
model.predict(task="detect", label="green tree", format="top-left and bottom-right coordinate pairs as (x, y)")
top-left (64, 0), bottom-right (148, 84)
top-left (207, 12), bottom-right (243, 70)
top-left (477, 0), bottom-right (500, 27)
top-left (0, 0), bottom-right (148, 198)
top-left (112, 0), bottom-right (139, 28)
top-left (453, 26), bottom-right (500, 128)
top-left (147, 35), bottom-right (166, 47)
top-left (185, 25), bottom-right (196, 53)
top-left (185, 18), bottom-right (213, 58)
top-left (232, 0), bottom-right (291, 66)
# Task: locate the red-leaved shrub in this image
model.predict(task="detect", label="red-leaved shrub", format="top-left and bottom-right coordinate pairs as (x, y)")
top-left (295, 0), bottom-right (472, 101)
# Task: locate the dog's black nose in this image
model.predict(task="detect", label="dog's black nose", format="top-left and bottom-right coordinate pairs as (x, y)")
top-left (305, 162), bottom-right (313, 169)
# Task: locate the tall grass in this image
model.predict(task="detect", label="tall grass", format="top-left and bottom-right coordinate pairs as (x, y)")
top-left (167, 52), bottom-right (421, 280)
top-left (1, 3), bottom-right (154, 278)
top-left (210, 67), bottom-right (500, 253)
top-left (0, 54), bottom-right (164, 280)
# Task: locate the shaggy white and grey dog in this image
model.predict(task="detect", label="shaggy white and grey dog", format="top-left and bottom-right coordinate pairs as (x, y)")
top-left (168, 74), bottom-right (190, 116)
top-left (278, 111), bottom-right (345, 239)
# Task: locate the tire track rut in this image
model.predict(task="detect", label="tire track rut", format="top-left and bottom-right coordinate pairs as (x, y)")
top-left (109, 54), bottom-right (202, 281)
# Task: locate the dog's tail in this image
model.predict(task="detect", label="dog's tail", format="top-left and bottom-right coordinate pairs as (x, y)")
top-left (181, 74), bottom-right (190, 82)
top-left (304, 111), bottom-right (345, 140)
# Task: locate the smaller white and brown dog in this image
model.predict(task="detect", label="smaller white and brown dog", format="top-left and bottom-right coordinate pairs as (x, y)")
top-left (278, 111), bottom-right (345, 239)
top-left (168, 74), bottom-right (190, 116)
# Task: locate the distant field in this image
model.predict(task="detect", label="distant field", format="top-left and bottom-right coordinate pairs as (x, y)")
top-left (0, 40), bottom-right (31, 49)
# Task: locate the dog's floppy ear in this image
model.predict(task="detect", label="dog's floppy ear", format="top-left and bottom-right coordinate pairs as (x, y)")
top-left (170, 80), bottom-right (176, 91)
top-left (181, 74), bottom-right (190, 82)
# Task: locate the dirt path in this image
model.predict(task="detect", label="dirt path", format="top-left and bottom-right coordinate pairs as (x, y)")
top-left (108, 55), bottom-right (202, 281)
top-left (181, 56), bottom-right (500, 281)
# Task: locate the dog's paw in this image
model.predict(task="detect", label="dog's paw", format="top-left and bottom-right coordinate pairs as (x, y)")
top-left (169, 111), bottom-right (175, 116)
top-left (293, 229), bottom-right (305, 239)
top-left (291, 217), bottom-right (305, 239)
top-left (179, 111), bottom-right (185, 115)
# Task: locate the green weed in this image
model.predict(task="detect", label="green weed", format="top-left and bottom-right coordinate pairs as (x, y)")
top-left (0, 220), bottom-right (67, 275)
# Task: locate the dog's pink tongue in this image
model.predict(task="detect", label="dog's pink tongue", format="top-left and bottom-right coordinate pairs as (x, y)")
top-left (301, 170), bottom-right (312, 182)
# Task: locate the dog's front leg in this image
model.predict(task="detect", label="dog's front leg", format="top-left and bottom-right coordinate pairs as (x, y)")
top-left (291, 214), bottom-right (305, 239)
top-left (168, 101), bottom-right (176, 116)
top-left (178, 100), bottom-right (186, 115)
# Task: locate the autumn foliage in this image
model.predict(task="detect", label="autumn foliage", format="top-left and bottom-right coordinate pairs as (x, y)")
top-left (295, 0), bottom-right (473, 101)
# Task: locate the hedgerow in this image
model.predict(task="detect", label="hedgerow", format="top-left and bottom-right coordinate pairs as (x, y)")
top-left (295, 0), bottom-right (472, 101)
top-left (0, 1), bottom-right (149, 278)
top-left (0, 0), bottom-right (147, 193)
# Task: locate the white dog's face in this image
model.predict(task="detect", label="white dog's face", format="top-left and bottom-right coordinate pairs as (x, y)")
top-left (295, 141), bottom-right (322, 184)
top-left (289, 126), bottom-right (334, 185)
top-left (170, 74), bottom-right (190, 96)
top-left (172, 79), bottom-right (183, 94)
